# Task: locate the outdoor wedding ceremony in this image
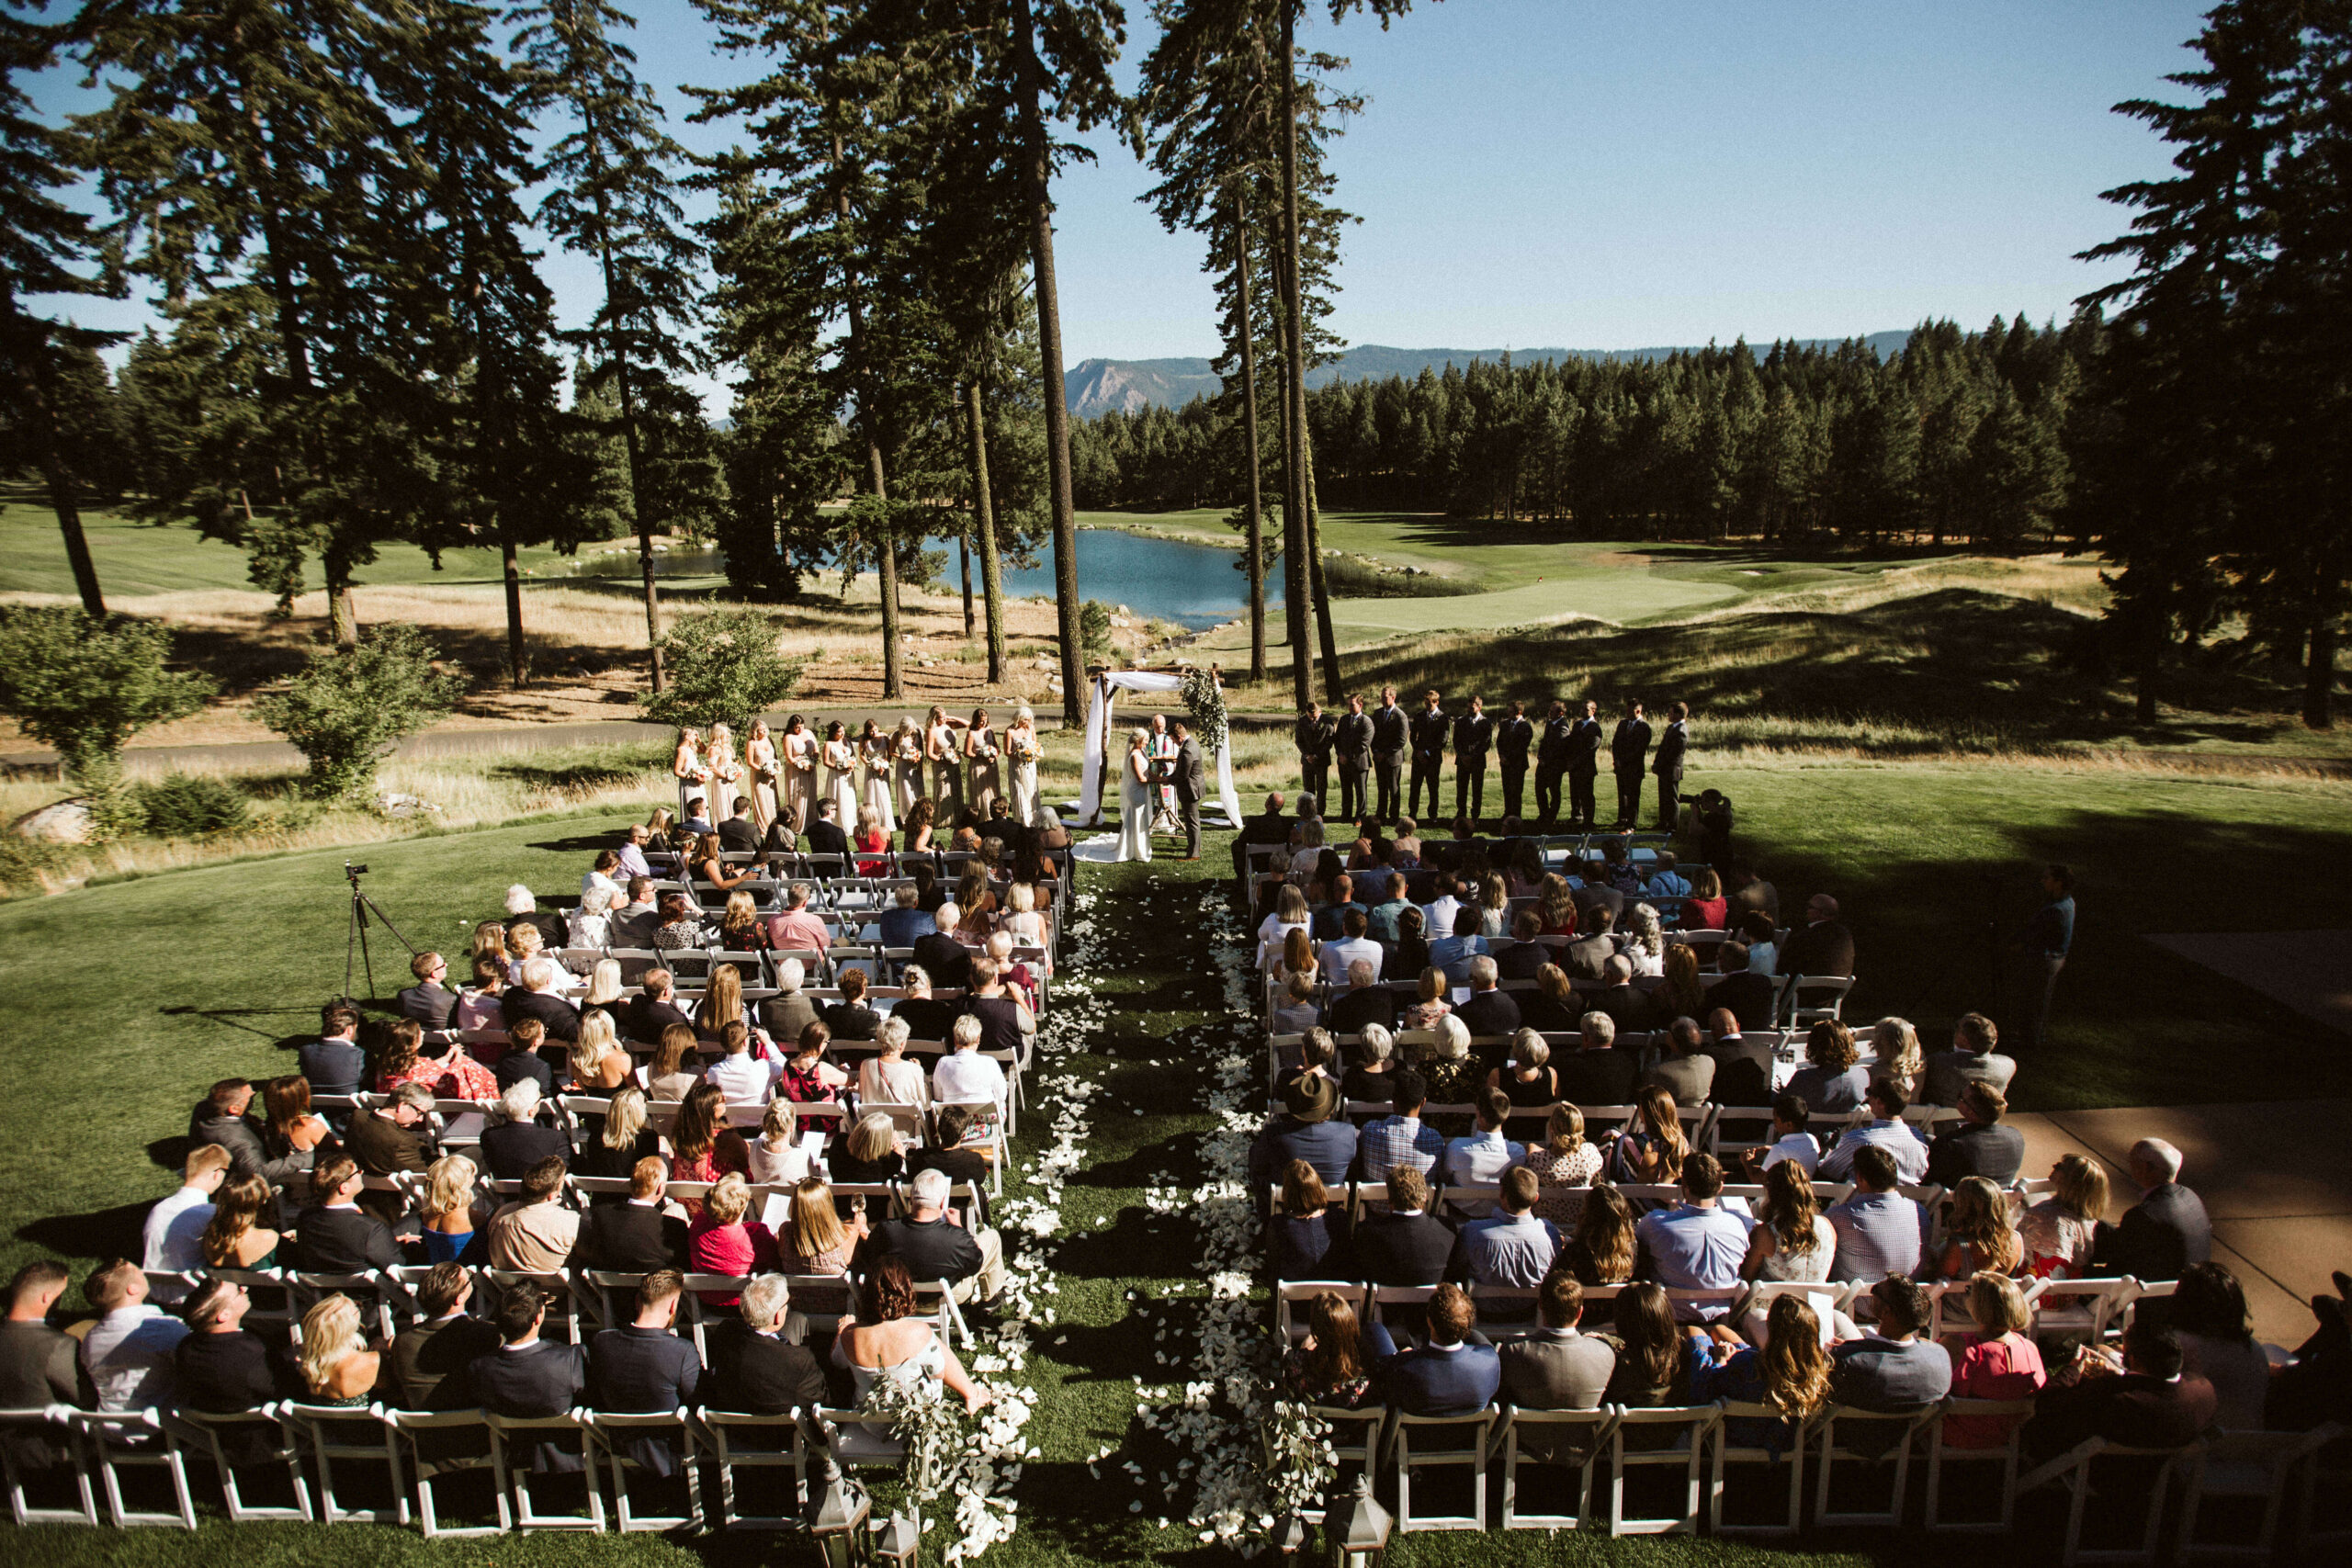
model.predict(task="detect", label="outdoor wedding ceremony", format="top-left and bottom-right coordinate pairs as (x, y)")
top-left (1, 1), bottom-right (2349, 1566)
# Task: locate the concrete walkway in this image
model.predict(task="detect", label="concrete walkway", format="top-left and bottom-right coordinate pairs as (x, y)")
top-left (2009, 1100), bottom-right (2351, 1346)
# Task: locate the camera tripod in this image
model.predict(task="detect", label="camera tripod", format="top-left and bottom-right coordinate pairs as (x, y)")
top-left (344, 862), bottom-right (420, 1003)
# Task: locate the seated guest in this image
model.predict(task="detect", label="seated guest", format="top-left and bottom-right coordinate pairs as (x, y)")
top-left (142, 1145), bottom-right (232, 1299)
top-left (390, 1263), bottom-right (500, 1411)
top-left (933, 1012), bottom-right (1010, 1111)
top-left (503, 884), bottom-right (568, 948)
top-left (1364, 872), bottom-right (1414, 944)
top-left (1927, 1082), bottom-right (2027, 1187)
top-left (174, 1279), bottom-right (284, 1414)
top-left (762, 956), bottom-right (820, 1043)
top-left (650, 892), bottom-right (707, 953)
top-left (1565, 907), bottom-right (1616, 982)
top-left (1831, 1275), bottom-right (1951, 1409)
top-left (1416, 1014), bottom-right (1487, 1108)
top-left (1584, 955), bottom-right (1655, 1036)
top-left (300, 1158), bottom-right (402, 1275)
top-left (301, 1003), bottom-right (368, 1100)
top-left (620, 970), bottom-right (691, 1049)
top-left (493, 1018), bottom-right (556, 1095)
top-left (876, 883), bottom-right (937, 953)
top-left (639, 1023), bottom-right (700, 1103)
top-left (821, 969), bottom-right (882, 1043)
top-left (611, 877), bottom-right (661, 948)
top-left (668, 1083), bottom-right (751, 1201)
top-left (2101, 1137), bottom-right (2212, 1281)
top-left (1487, 1030), bottom-right (1557, 1108)
top-left (415, 1154), bottom-right (487, 1265)
top-left (1634, 1153), bottom-right (1751, 1316)
top-left (1498, 1271), bottom-right (1615, 1412)
top-left (1311, 873), bottom-right (1364, 942)
top-left (1779, 892), bottom-right (1855, 977)
top-left (890, 966), bottom-right (960, 1044)
top-left (767, 882), bottom-right (831, 956)
top-left (706, 1020), bottom-right (783, 1105)
top-left (2025, 1317), bottom-right (2216, 1461)
top-left (379, 1016), bottom-right (498, 1102)
top-left (1326, 959), bottom-right (1399, 1034)
top-left (1, 1261), bottom-right (79, 1430)
top-left (829, 1111), bottom-right (908, 1186)
top-left (578, 1158), bottom-right (691, 1272)
top-left (1353, 1068), bottom-right (1445, 1180)
top-left (1281, 1290), bottom-right (1374, 1409)
top-left (717, 797), bottom-right (763, 856)
top-left (802, 798), bottom-right (851, 861)
top-left (399, 952), bottom-right (459, 1029)
top-left (1593, 1282), bottom-right (1699, 1415)
top-left (587, 1270), bottom-right (702, 1475)
top-left (1610, 1085), bottom-right (1690, 1185)
top-left (200, 1174), bottom-right (281, 1271)
top-left (1741, 1094), bottom-right (1821, 1179)
top-left (1353, 1166), bottom-right (1455, 1287)
top-left (1825, 1146), bottom-right (1928, 1283)
top-left (858, 1018), bottom-right (932, 1113)
top-left (1271, 972), bottom-right (1322, 1036)
top-left (1339, 1025), bottom-right (1397, 1103)
top-left (1932, 1176), bottom-right (2025, 1289)
top-left (910, 1103), bottom-right (994, 1188)
top-left (481, 1078), bottom-right (571, 1180)
top-left (910, 908), bottom-right (971, 991)
top-left (347, 1081), bottom-right (438, 1221)
top-left (501, 957), bottom-right (582, 1045)
top-left (1448, 1166), bottom-right (1560, 1288)
top-left (1438, 1089), bottom-right (1526, 1210)
top-left (505, 919), bottom-right (549, 986)
top-left (1555, 1011), bottom-right (1638, 1107)
top-left (568, 884), bottom-right (616, 950)
top-left (783, 1176), bottom-right (865, 1290)
top-left (79, 1258), bottom-right (187, 1412)
top-left (1269, 1161), bottom-right (1353, 1281)
top-left (1921, 1011), bottom-right (2017, 1108)
top-left (1785, 1020), bottom-right (1869, 1114)
top-left (707, 1275), bottom-right (826, 1416)
top-left (296, 1293), bottom-right (379, 1405)
top-left (2018, 1153), bottom-right (2109, 1280)
top-left (1513, 962), bottom-right (1579, 1032)
top-left (2166, 1262), bottom-right (2272, 1431)
top-left (1816, 1078), bottom-right (1930, 1184)
top-left (1249, 1073), bottom-right (1359, 1194)
top-left (1941, 1272), bottom-right (2047, 1447)
top-left (573, 1085), bottom-right (663, 1185)
top-left (487, 1157), bottom-right (580, 1274)
top-left (1428, 905), bottom-right (1491, 987)
top-left (855, 1168), bottom-right (1005, 1304)
top-left (831, 1257), bottom-right (987, 1414)
top-left (1643, 1016), bottom-right (1714, 1105)
top-left (1690, 1294), bottom-right (1834, 1459)
top-left (1454, 955), bottom-right (1521, 1039)
top-left (1316, 907), bottom-right (1383, 990)
top-left (1362, 1282), bottom-right (1501, 1416)
top-left (1494, 909), bottom-right (1552, 982)
top-left (957, 956), bottom-right (1035, 1063)
top-left (1864, 1016), bottom-right (1925, 1100)
top-left (467, 1281), bottom-right (590, 1472)
top-left (189, 1077), bottom-right (290, 1185)
top-left (1707, 942), bottom-right (1783, 1030)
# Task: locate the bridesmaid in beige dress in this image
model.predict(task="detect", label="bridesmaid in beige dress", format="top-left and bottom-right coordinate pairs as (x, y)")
top-left (705, 724), bottom-right (743, 820)
top-left (743, 719), bottom-right (780, 837)
top-left (962, 707), bottom-right (1001, 818)
top-left (672, 728), bottom-right (709, 819)
top-left (925, 705), bottom-right (966, 816)
top-left (857, 720), bottom-right (899, 837)
top-left (821, 722), bottom-right (860, 825)
top-left (1004, 705), bottom-right (1040, 824)
top-left (890, 716), bottom-right (925, 820)
top-left (780, 714), bottom-right (820, 835)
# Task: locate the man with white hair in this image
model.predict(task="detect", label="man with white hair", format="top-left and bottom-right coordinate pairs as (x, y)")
top-left (761, 956), bottom-right (818, 1041)
top-left (1454, 953), bottom-right (1521, 1040)
top-left (766, 884), bottom-right (831, 955)
top-left (891, 966), bottom-right (959, 1042)
top-left (2106, 1137), bottom-right (2211, 1280)
top-left (911, 906), bottom-right (969, 988)
top-left (480, 1078), bottom-right (571, 1179)
top-left (568, 884), bottom-right (616, 948)
top-left (855, 1167), bottom-right (1005, 1303)
top-left (932, 1012), bottom-right (1007, 1108)
top-left (708, 1274), bottom-right (824, 1413)
top-left (501, 954), bottom-right (582, 1044)
top-left (503, 885), bottom-right (565, 947)
top-left (984, 929), bottom-right (1040, 1013)
top-left (878, 882), bottom-right (938, 950)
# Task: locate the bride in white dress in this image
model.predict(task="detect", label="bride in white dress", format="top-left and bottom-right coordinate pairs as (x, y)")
top-left (1115, 728), bottom-right (1155, 863)
top-left (831, 1258), bottom-right (987, 1415)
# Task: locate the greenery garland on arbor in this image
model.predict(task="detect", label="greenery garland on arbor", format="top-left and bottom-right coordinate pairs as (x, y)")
top-left (1177, 665), bottom-right (1227, 755)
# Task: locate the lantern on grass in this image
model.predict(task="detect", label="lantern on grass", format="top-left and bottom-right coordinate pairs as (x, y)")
top-left (1268, 1509), bottom-right (1311, 1555)
top-left (872, 1511), bottom-right (922, 1567)
top-left (802, 1416), bottom-right (873, 1568)
top-left (1322, 1474), bottom-right (1391, 1568)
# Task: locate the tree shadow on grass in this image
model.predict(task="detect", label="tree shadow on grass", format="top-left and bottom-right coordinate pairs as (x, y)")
top-left (525, 829), bottom-right (631, 854)
top-left (18, 1202), bottom-right (150, 1263)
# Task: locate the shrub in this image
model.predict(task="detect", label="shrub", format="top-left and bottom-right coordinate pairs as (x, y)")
top-left (1080, 599), bottom-right (1114, 661)
top-left (258, 625), bottom-right (467, 801)
top-left (638, 610), bottom-right (806, 731)
top-left (0, 607), bottom-right (211, 808)
top-left (136, 773), bottom-right (252, 838)
top-left (1317, 554), bottom-right (1480, 599)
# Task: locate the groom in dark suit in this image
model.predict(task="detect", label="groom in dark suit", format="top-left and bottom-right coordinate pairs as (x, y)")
top-left (1170, 720), bottom-right (1206, 861)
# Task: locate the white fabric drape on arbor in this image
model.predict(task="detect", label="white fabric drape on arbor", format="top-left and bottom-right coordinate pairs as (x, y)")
top-left (1076, 670), bottom-right (1241, 829)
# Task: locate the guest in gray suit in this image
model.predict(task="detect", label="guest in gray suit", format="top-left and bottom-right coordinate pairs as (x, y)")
top-left (1498, 1271), bottom-right (1617, 1412)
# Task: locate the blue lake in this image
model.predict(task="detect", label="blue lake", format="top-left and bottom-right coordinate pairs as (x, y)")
top-left (999, 527), bottom-right (1283, 629)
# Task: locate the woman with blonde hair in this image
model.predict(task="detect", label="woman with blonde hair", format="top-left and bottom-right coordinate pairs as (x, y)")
top-left (858, 1017), bottom-right (929, 1111)
top-left (1611, 1085), bottom-right (1690, 1183)
top-left (747, 1099), bottom-right (814, 1186)
top-left (643, 1022), bottom-right (701, 1101)
top-left (2018, 1155), bottom-right (2108, 1279)
top-left (1679, 864), bottom-right (1729, 931)
top-left (419, 1154), bottom-right (487, 1263)
top-left (693, 963), bottom-right (757, 1044)
top-left (687, 1173), bottom-right (778, 1305)
top-left (717, 890), bottom-right (772, 955)
top-left (1934, 1175), bottom-right (2023, 1282)
top-left (854, 720), bottom-right (898, 838)
top-left (1003, 881), bottom-right (1048, 954)
top-left (673, 727), bottom-right (710, 818)
top-left (297, 1294), bottom-right (380, 1406)
top-left (1487, 1029), bottom-right (1557, 1107)
top-left (471, 919), bottom-right (511, 969)
top-left (784, 1174), bottom-right (867, 1314)
top-left (962, 707), bottom-right (1001, 817)
top-left (201, 1174), bottom-right (279, 1269)
top-left (580, 957), bottom-right (628, 1028)
top-left (829, 1110), bottom-right (907, 1184)
top-left (1866, 1017), bottom-right (1925, 1101)
top-left (1272, 927), bottom-right (1317, 996)
top-left (1939, 1272), bottom-right (2046, 1444)
top-left (1522, 1101), bottom-right (1603, 1225)
top-left (1257, 885), bottom-right (1311, 969)
top-left (642, 805), bottom-right (676, 844)
top-left (743, 717), bottom-right (780, 835)
top-left (705, 723), bottom-right (743, 819)
top-left (564, 1005), bottom-right (625, 1081)
top-left (1004, 706), bottom-right (1040, 822)
top-left (1401, 966), bottom-right (1453, 1032)
top-left (1476, 874), bottom-right (1511, 939)
top-left (1417, 1014), bottom-right (1483, 1106)
top-left (922, 705), bottom-right (966, 812)
top-left (1288, 815), bottom-right (1325, 880)
top-left (504, 919), bottom-right (545, 984)
top-left (1741, 1157), bottom-right (1835, 1284)
top-left (1116, 728), bottom-right (1155, 863)
top-left (574, 1087), bottom-right (660, 1185)
top-left (1621, 903), bottom-right (1668, 977)
top-left (1560, 1181), bottom-right (1638, 1285)
top-left (1535, 874), bottom-right (1578, 937)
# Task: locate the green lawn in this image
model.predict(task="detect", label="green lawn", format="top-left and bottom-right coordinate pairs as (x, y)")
top-left (0, 752), bottom-right (2347, 1564)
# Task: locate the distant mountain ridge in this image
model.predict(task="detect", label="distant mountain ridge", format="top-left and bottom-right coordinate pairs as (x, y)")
top-left (1064, 333), bottom-right (1916, 418)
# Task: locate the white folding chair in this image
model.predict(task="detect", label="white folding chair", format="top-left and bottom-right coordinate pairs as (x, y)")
top-left (1274, 1281), bottom-right (1364, 1345)
top-left (1705, 1401), bottom-right (1814, 1536)
top-left (679, 1275), bottom-right (754, 1361)
top-left (1603, 1404), bottom-right (1717, 1536)
top-left (484, 1409), bottom-right (605, 1530)
top-left (1924, 1397), bottom-right (2038, 1533)
top-left (70, 1409), bottom-right (196, 1529)
top-left (2179, 1424), bottom-right (2344, 1562)
top-left (1812, 1402), bottom-right (1935, 1528)
top-left (585, 1408), bottom-right (703, 1532)
top-left (0, 1406), bottom-right (95, 1526)
top-left (272, 1399), bottom-right (401, 1523)
top-left (693, 1407), bottom-right (809, 1529)
top-left (1385, 1407), bottom-right (1495, 1531)
top-left (166, 1405), bottom-right (311, 1523)
top-left (2026, 1277), bottom-right (2142, 1346)
top-left (2018, 1435), bottom-right (2201, 1565)
top-left (386, 1407), bottom-right (507, 1537)
top-left (1498, 1405), bottom-right (1613, 1530)
top-left (1784, 975), bottom-right (1855, 1027)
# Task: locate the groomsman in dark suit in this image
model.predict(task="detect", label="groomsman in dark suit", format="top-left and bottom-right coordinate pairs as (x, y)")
top-left (1407, 689), bottom-right (1448, 823)
top-left (1371, 685), bottom-right (1408, 822)
top-left (1652, 703), bottom-right (1690, 830)
top-left (1567, 700), bottom-right (1604, 829)
top-left (1335, 694), bottom-right (1374, 820)
top-left (1533, 701), bottom-right (1571, 825)
top-left (1495, 700), bottom-right (1534, 823)
top-left (1609, 700), bottom-right (1651, 830)
top-left (1452, 697), bottom-right (1494, 825)
top-left (1295, 702), bottom-right (1335, 814)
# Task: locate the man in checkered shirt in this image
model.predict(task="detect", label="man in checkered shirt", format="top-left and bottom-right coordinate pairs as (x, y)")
top-left (1352, 1066), bottom-right (1446, 1180)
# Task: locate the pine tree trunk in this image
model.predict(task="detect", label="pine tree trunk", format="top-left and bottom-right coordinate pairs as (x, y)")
top-left (324, 541), bottom-right (358, 650)
top-left (1304, 420), bottom-right (1341, 702)
top-left (16, 336), bottom-right (105, 615)
top-left (2305, 615), bottom-right (2336, 730)
top-left (967, 380), bottom-right (1006, 682)
top-left (605, 258), bottom-right (663, 693)
top-left (1011, 0), bottom-right (1083, 724)
top-left (961, 533), bottom-right (975, 638)
top-left (502, 530), bottom-right (526, 687)
top-left (1232, 208), bottom-right (1267, 685)
top-left (869, 433), bottom-right (901, 699)
top-left (1277, 4), bottom-right (1317, 709)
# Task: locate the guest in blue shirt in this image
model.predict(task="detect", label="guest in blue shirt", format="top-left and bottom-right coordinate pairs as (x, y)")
top-left (1427, 905), bottom-right (1492, 987)
top-left (877, 885), bottom-right (939, 951)
top-left (1816, 1078), bottom-right (1931, 1184)
top-left (1311, 873), bottom-right (1367, 942)
top-left (1447, 1167), bottom-right (1560, 1288)
top-left (1632, 1153), bottom-right (1753, 1319)
top-left (1363, 873), bottom-right (1415, 945)
top-left (1362, 1282), bottom-right (1501, 1416)
top-left (1246, 1074), bottom-right (1359, 1203)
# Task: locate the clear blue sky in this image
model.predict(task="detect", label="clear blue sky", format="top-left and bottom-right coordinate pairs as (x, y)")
top-left (30, 0), bottom-right (2211, 398)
